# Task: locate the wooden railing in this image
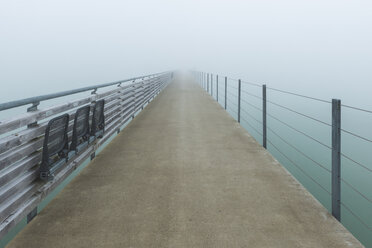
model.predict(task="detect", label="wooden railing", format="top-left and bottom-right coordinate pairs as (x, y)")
top-left (0, 72), bottom-right (172, 239)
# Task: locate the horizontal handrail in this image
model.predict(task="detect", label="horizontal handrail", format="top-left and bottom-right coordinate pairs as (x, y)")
top-left (0, 71), bottom-right (169, 112)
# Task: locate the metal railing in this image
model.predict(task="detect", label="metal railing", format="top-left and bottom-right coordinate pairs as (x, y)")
top-left (0, 72), bottom-right (167, 112)
top-left (0, 72), bottom-right (173, 240)
top-left (193, 70), bottom-right (372, 247)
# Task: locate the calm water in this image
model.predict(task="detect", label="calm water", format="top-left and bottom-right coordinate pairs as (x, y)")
top-left (0, 76), bottom-right (371, 247)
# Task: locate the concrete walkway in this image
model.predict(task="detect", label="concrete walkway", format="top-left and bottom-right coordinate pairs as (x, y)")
top-left (8, 77), bottom-right (362, 248)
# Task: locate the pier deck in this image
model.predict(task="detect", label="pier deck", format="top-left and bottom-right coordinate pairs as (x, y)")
top-left (8, 77), bottom-right (362, 247)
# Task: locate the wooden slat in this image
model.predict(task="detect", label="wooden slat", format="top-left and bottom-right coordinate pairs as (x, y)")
top-left (0, 152), bottom-right (41, 186)
top-left (0, 97), bottom-right (93, 135)
top-left (0, 124), bottom-right (46, 155)
top-left (0, 75), bottom-right (171, 240)
top-left (0, 138), bottom-right (43, 171)
top-left (104, 98), bottom-right (121, 111)
top-left (0, 145), bottom-right (93, 238)
top-left (0, 83), bottom-right (135, 136)
top-left (0, 111), bottom-right (79, 156)
top-left (0, 169), bottom-right (38, 207)
top-left (0, 118), bottom-right (76, 172)
top-left (0, 184), bottom-right (40, 224)
top-left (0, 87), bottom-right (131, 156)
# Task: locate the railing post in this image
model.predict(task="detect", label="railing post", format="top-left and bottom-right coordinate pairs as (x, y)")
top-left (203, 72), bottom-right (205, 89)
top-left (204, 72), bottom-right (206, 89)
top-left (27, 102), bottom-right (40, 128)
top-left (224, 77), bottom-right (227, 110)
top-left (25, 102), bottom-right (38, 224)
top-left (207, 73), bottom-right (209, 93)
top-left (332, 99), bottom-right (341, 221)
top-left (238, 79), bottom-right (241, 123)
top-left (216, 75), bottom-right (219, 102)
top-left (211, 74), bottom-right (213, 97)
top-left (263, 84), bottom-right (267, 148)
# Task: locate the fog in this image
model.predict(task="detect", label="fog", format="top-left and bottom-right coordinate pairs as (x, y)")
top-left (1, 0), bottom-right (371, 107)
top-left (1, 1), bottom-right (372, 246)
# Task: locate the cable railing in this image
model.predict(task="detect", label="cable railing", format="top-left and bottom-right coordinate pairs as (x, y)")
top-left (193, 70), bottom-right (372, 246)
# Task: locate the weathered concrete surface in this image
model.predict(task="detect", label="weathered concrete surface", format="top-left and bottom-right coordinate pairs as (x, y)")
top-left (8, 76), bottom-right (362, 248)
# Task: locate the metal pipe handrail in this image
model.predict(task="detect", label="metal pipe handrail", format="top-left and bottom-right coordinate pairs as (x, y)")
top-left (0, 71), bottom-right (170, 112)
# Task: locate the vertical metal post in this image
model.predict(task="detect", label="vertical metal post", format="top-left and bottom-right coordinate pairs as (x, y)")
top-left (26, 102), bottom-right (39, 222)
top-left (332, 99), bottom-right (341, 221)
top-left (224, 77), bottom-right (227, 110)
top-left (216, 75), bottom-right (219, 102)
top-left (202, 72), bottom-right (203, 88)
top-left (211, 74), bottom-right (213, 97)
top-left (27, 102), bottom-right (40, 127)
top-left (203, 72), bottom-right (205, 89)
top-left (263, 84), bottom-right (267, 148)
top-left (205, 73), bottom-right (207, 91)
top-left (238, 79), bottom-right (241, 123)
top-left (207, 74), bottom-right (209, 93)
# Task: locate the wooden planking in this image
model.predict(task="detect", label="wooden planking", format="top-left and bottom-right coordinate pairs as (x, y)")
top-left (0, 141), bottom-right (95, 239)
top-left (0, 138), bottom-right (43, 171)
top-left (0, 96), bottom-right (127, 174)
top-left (0, 111), bottom-right (79, 156)
top-left (0, 77), bottom-right (165, 184)
top-left (0, 184), bottom-right (40, 225)
top-left (0, 146), bottom-right (93, 239)
top-left (0, 97), bottom-right (93, 135)
top-left (0, 152), bottom-right (41, 186)
top-left (0, 75), bottom-right (171, 240)
top-left (0, 125), bottom-right (46, 155)
top-left (0, 118), bottom-right (74, 172)
top-left (0, 76), bottom-right (163, 135)
top-left (0, 82), bottom-right (144, 162)
top-left (0, 169), bottom-right (39, 209)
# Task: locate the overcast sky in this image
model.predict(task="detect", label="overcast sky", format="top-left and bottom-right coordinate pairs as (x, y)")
top-left (1, 0), bottom-right (371, 106)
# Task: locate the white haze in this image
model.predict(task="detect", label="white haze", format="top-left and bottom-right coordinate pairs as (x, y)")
top-left (0, 0), bottom-right (371, 108)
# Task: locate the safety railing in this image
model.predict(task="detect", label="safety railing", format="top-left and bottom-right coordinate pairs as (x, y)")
top-left (0, 72), bottom-right (172, 240)
top-left (193, 71), bottom-right (372, 247)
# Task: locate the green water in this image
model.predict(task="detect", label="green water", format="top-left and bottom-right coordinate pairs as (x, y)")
top-left (210, 78), bottom-right (372, 247)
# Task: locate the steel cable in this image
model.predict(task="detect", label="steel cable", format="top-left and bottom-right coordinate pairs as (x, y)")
top-left (227, 107), bottom-right (238, 116)
top-left (241, 90), bottom-right (262, 100)
top-left (267, 100), bottom-right (331, 127)
top-left (342, 104), bottom-right (372, 114)
top-left (227, 77), bottom-right (239, 82)
top-left (240, 108), bottom-right (262, 125)
top-left (266, 112), bottom-right (332, 150)
top-left (267, 139), bottom-right (331, 195)
top-left (267, 126), bottom-right (331, 173)
top-left (266, 87), bottom-right (331, 104)
top-left (227, 98), bottom-right (238, 107)
top-left (241, 99), bottom-right (262, 112)
top-left (341, 178), bottom-right (372, 205)
top-left (340, 202), bottom-right (372, 231)
top-left (341, 128), bottom-right (372, 144)
top-left (341, 153), bottom-right (372, 173)
top-left (241, 80), bottom-right (261, 87)
top-left (241, 117), bottom-right (263, 137)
